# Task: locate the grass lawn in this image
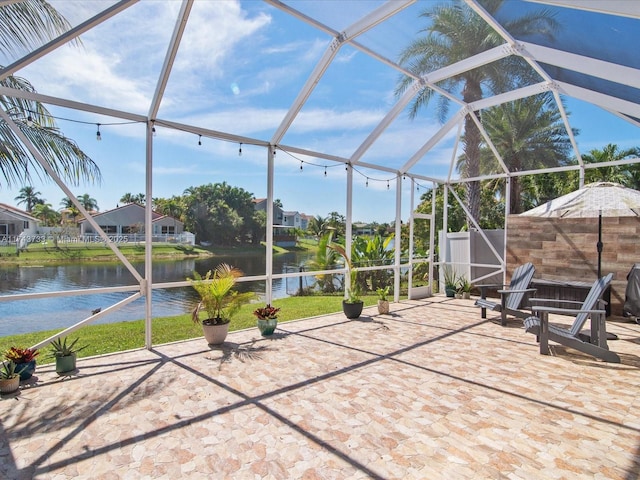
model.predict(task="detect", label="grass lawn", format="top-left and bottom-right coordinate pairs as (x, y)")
top-left (0, 295), bottom-right (379, 365)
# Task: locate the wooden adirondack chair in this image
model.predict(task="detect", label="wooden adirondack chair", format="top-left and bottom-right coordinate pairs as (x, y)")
top-left (474, 263), bottom-right (536, 326)
top-left (523, 273), bottom-right (620, 363)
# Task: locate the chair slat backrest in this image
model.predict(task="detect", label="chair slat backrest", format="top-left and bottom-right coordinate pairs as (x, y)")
top-left (504, 262), bottom-right (535, 311)
top-left (568, 273), bottom-right (614, 337)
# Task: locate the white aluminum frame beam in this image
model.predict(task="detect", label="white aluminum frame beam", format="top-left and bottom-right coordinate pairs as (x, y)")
top-left (351, 85), bottom-right (418, 164)
top-left (0, 109), bottom-right (143, 284)
top-left (557, 81), bottom-right (640, 119)
top-left (149, 0), bottom-right (193, 120)
top-left (521, 42), bottom-right (640, 90)
top-left (401, 110), bottom-right (465, 173)
top-left (525, 0), bottom-right (640, 19)
top-left (0, 0), bottom-right (139, 80)
top-left (270, 0), bottom-right (413, 145)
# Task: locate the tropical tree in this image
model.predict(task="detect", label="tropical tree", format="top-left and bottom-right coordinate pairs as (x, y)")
top-left (306, 232), bottom-right (339, 293)
top-left (396, 0), bottom-right (558, 224)
top-left (76, 193), bottom-right (98, 212)
top-left (120, 193), bottom-right (145, 205)
top-left (307, 214), bottom-right (328, 238)
top-left (351, 234), bottom-right (395, 292)
top-left (14, 185), bottom-right (43, 212)
top-left (326, 211), bottom-right (346, 239)
top-left (182, 182), bottom-right (257, 245)
top-left (0, 1), bottom-right (101, 189)
top-left (31, 202), bottom-right (60, 226)
top-left (476, 94), bottom-right (574, 213)
top-left (582, 143), bottom-right (640, 186)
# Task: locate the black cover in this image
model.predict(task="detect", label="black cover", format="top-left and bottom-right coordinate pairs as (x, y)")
top-left (623, 263), bottom-right (640, 318)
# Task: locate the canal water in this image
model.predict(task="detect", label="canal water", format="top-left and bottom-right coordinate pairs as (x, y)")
top-left (0, 251), bottom-right (315, 335)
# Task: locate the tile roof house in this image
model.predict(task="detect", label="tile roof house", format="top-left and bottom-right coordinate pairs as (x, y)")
top-left (0, 203), bottom-right (39, 239)
top-left (78, 203), bottom-right (183, 236)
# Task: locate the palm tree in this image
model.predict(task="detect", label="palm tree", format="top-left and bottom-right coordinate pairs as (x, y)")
top-left (582, 144), bottom-right (640, 186)
top-left (476, 94), bottom-right (573, 213)
top-left (306, 232), bottom-right (339, 293)
top-left (0, 1), bottom-right (101, 189)
top-left (120, 193), bottom-right (145, 205)
top-left (31, 202), bottom-right (60, 226)
top-left (396, 0), bottom-right (558, 224)
top-left (60, 196), bottom-right (80, 222)
top-left (14, 185), bottom-right (42, 212)
top-left (307, 214), bottom-right (328, 238)
top-left (76, 193), bottom-right (98, 212)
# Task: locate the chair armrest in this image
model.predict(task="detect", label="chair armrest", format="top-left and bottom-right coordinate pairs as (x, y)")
top-left (529, 298), bottom-right (583, 306)
top-left (496, 288), bottom-right (536, 294)
top-left (532, 305), bottom-right (606, 316)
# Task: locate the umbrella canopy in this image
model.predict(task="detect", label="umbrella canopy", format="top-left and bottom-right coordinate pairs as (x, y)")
top-left (520, 182), bottom-right (640, 218)
top-left (520, 182), bottom-right (640, 279)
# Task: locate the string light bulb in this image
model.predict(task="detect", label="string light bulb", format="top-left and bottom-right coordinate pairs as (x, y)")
top-left (324, 166), bottom-right (327, 177)
top-left (239, 142), bottom-right (243, 156)
top-left (387, 180), bottom-right (390, 190)
top-left (26, 115), bottom-right (33, 127)
top-left (300, 161), bottom-right (303, 171)
top-left (366, 178), bottom-right (369, 187)
top-left (198, 135), bottom-right (202, 146)
top-left (152, 125), bottom-right (156, 136)
top-left (96, 123), bottom-right (101, 141)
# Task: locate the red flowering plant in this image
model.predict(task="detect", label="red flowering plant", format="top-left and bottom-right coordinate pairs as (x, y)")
top-left (4, 347), bottom-right (39, 364)
top-left (252, 304), bottom-right (280, 320)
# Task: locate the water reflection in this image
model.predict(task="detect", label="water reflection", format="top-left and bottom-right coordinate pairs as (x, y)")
top-left (0, 251), bottom-right (314, 335)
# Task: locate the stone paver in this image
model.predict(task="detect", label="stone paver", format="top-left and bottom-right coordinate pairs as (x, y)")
top-left (1, 297), bottom-right (639, 479)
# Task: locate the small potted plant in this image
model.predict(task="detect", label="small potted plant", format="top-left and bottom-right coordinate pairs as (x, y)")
top-left (328, 242), bottom-right (364, 319)
top-left (188, 263), bottom-right (256, 345)
top-left (50, 336), bottom-right (87, 375)
top-left (442, 266), bottom-right (459, 298)
top-left (458, 277), bottom-right (473, 300)
top-left (4, 347), bottom-right (39, 381)
top-left (253, 304), bottom-right (281, 336)
top-left (0, 361), bottom-right (20, 394)
top-left (376, 286), bottom-right (390, 314)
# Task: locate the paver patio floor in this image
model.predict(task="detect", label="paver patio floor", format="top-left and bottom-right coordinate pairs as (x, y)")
top-left (1, 297), bottom-right (640, 479)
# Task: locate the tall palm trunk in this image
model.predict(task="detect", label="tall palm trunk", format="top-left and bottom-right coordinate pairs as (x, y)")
top-left (462, 80), bottom-right (483, 226)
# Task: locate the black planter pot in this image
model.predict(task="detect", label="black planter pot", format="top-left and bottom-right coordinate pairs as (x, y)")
top-left (445, 287), bottom-right (457, 298)
top-left (342, 300), bottom-right (364, 319)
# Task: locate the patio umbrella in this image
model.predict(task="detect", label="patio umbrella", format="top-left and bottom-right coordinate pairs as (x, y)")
top-left (520, 182), bottom-right (640, 278)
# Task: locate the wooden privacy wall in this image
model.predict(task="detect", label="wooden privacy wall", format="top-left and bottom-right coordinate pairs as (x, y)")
top-left (506, 215), bottom-right (640, 316)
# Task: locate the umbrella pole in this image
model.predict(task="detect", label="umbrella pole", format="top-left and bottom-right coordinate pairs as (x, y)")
top-left (597, 210), bottom-right (602, 279)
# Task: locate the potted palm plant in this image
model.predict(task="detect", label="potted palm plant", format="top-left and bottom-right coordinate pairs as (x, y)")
top-left (253, 304), bottom-right (280, 336)
top-left (442, 266), bottom-right (459, 298)
top-left (0, 361), bottom-right (20, 394)
top-left (188, 263), bottom-right (256, 345)
top-left (50, 336), bottom-right (87, 375)
top-left (328, 242), bottom-right (364, 319)
top-left (4, 347), bottom-right (39, 381)
top-left (376, 286), bottom-right (390, 314)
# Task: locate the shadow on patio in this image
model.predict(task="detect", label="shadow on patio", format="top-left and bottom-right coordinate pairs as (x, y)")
top-left (1, 297), bottom-right (640, 479)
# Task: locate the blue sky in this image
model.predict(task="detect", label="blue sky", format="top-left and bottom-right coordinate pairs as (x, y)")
top-left (0, 0), bottom-right (638, 223)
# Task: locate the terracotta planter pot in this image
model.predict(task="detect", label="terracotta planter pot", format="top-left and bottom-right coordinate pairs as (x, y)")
top-left (202, 322), bottom-right (230, 345)
top-left (0, 375), bottom-right (20, 394)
